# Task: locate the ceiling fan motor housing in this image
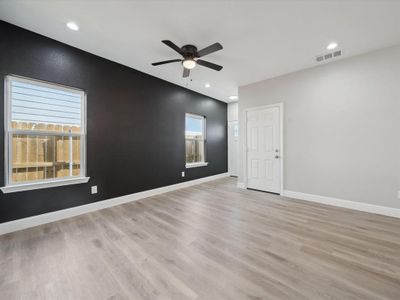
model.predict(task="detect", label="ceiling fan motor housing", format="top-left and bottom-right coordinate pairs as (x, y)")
top-left (181, 45), bottom-right (198, 58)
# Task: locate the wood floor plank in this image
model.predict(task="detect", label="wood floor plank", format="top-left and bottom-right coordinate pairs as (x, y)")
top-left (1, 177), bottom-right (400, 299)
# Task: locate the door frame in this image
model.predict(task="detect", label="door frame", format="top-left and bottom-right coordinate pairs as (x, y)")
top-left (242, 103), bottom-right (284, 194)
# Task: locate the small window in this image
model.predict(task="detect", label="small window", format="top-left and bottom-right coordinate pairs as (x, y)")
top-left (185, 113), bottom-right (208, 168)
top-left (234, 123), bottom-right (239, 137)
top-left (2, 76), bottom-right (88, 193)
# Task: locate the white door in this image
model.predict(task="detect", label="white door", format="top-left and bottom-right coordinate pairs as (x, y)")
top-left (246, 106), bottom-right (281, 193)
top-left (228, 121), bottom-right (239, 176)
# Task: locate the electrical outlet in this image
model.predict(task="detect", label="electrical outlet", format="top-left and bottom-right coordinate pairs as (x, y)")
top-left (397, 191), bottom-right (400, 199)
top-left (91, 185), bottom-right (98, 194)
top-left (181, 171), bottom-right (185, 177)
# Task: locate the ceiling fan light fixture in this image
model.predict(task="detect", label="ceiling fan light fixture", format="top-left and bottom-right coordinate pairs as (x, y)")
top-left (182, 58), bottom-right (196, 69)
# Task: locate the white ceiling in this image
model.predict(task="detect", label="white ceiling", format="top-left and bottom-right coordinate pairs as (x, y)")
top-left (1, 0), bottom-right (400, 102)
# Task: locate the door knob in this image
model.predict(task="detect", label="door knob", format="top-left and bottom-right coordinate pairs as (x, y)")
top-left (275, 155), bottom-right (280, 159)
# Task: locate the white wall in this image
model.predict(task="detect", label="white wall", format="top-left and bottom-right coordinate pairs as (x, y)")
top-left (228, 102), bottom-right (238, 122)
top-left (228, 102), bottom-right (239, 176)
top-left (239, 45), bottom-right (400, 209)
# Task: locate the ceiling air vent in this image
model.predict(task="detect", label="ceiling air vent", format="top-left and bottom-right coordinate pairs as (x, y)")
top-left (316, 50), bottom-right (342, 63)
top-left (333, 50), bottom-right (342, 57)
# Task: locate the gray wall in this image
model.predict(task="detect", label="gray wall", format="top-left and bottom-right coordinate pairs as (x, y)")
top-left (239, 45), bottom-right (400, 209)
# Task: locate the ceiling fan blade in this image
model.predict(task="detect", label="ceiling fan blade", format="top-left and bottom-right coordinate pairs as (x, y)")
top-left (162, 40), bottom-right (183, 55)
top-left (196, 42), bottom-right (223, 57)
top-left (152, 59), bottom-right (182, 66)
top-left (183, 68), bottom-right (190, 78)
top-left (196, 59), bottom-right (223, 71)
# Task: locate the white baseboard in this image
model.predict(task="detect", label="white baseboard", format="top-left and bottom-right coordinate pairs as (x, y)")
top-left (237, 182), bottom-right (246, 189)
top-left (0, 173), bottom-right (229, 236)
top-left (282, 190), bottom-right (400, 218)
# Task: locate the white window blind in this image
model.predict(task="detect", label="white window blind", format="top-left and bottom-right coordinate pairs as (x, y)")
top-left (11, 80), bottom-right (82, 127)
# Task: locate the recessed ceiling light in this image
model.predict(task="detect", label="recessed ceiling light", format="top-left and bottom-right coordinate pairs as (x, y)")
top-left (229, 95), bottom-right (238, 100)
top-left (326, 42), bottom-right (338, 50)
top-left (205, 83), bottom-right (211, 88)
top-left (66, 22), bottom-right (79, 31)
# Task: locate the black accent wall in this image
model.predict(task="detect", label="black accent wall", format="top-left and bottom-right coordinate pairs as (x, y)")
top-left (0, 21), bottom-right (227, 223)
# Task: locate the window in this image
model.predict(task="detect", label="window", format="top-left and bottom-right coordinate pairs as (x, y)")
top-left (185, 113), bottom-right (208, 168)
top-left (1, 76), bottom-right (88, 193)
top-left (234, 123), bottom-right (239, 137)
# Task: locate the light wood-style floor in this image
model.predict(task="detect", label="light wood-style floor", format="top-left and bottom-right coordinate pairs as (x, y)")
top-left (1, 177), bottom-right (400, 300)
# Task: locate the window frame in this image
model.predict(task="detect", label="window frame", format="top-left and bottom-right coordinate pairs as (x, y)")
top-left (1, 75), bottom-right (89, 193)
top-left (185, 113), bottom-right (208, 168)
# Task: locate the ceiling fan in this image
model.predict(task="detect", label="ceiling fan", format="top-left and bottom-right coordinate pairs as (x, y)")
top-left (152, 40), bottom-right (223, 77)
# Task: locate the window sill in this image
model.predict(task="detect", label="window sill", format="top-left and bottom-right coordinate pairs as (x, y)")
top-left (1, 177), bottom-right (90, 194)
top-left (185, 162), bottom-right (209, 168)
